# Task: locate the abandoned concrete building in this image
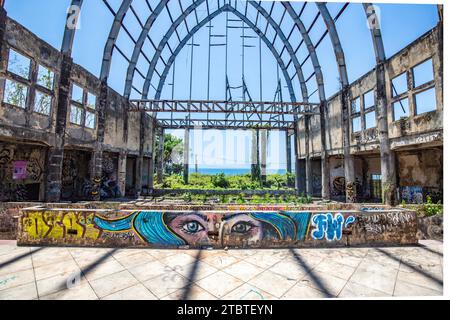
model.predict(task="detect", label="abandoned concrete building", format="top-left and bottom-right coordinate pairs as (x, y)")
top-left (0, 1), bottom-right (443, 206)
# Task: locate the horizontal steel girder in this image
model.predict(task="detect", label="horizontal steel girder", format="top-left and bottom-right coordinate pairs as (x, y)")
top-left (129, 100), bottom-right (320, 115)
top-left (157, 118), bottom-right (294, 130)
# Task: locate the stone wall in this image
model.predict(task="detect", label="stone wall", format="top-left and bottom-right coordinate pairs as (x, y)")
top-left (17, 207), bottom-right (417, 249)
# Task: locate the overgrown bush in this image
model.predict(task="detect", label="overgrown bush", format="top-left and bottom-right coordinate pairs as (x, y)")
top-left (211, 173), bottom-right (230, 189)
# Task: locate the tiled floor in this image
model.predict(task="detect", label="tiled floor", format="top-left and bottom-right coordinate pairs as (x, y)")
top-left (0, 240), bottom-right (443, 300)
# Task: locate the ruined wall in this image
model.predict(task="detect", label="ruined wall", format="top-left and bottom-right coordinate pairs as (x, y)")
top-left (0, 17), bottom-right (155, 201)
top-left (17, 207), bottom-right (418, 248)
top-left (397, 147), bottom-right (443, 203)
top-left (298, 26), bottom-right (443, 157)
top-left (0, 142), bottom-right (46, 201)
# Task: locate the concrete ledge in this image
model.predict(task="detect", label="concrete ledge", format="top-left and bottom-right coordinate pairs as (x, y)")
top-left (17, 207), bottom-right (418, 249)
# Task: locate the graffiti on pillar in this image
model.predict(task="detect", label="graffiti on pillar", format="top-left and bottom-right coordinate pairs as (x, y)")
top-left (346, 182), bottom-right (357, 202)
top-left (100, 154), bottom-right (121, 199)
top-left (331, 177), bottom-right (345, 196)
top-left (312, 174), bottom-right (322, 195)
top-left (310, 213), bottom-right (356, 241)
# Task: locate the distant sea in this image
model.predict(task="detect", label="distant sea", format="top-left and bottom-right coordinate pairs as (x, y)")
top-left (189, 168), bottom-right (287, 175)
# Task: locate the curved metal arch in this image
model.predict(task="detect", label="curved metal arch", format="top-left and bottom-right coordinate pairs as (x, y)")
top-left (143, 0), bottom-right (308, 102)
top-left (99, 0), bottom-right (133, 81)
top-left (154, 4), bottom-right (297, 104)
top-left (123, 0), bottom-right (169, 98)
top-left (316, 2), bottom-right (349, 87)
top-left (248, 1), bottom-right (307, 102)
top-left (61, 0), bottom-right (84, 55)
top-left (362, 3), bottom-right (386, 63)
top-left (142, 0), bottom-right (205, 99)
top-left (282, 2), bottom-right (326, 102)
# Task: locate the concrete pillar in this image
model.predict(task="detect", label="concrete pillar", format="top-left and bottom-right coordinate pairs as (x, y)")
top-left (319, 102), bottom-right (330, 200)
top-left (89, 150), bottom-right (103, 201)
top-left (293, 120), bottom-right (304, 196)
top-left (117, 152), bottom-right (127, 197)
top-left (260, 129), bottom-right (267, 183)
top-left (341, 88), bottom-right (356, 203)
top-left (88, 81), bottom-right (107, 201)
top-left (135, 111), bottom-right (145, 197)
top-left (286, 131), bottom-right (292, 174)
top-left (46, 54), bottom-right (73, 202)
top-left (376, 63), bottom-right (397, 205)
top-left (183, 128), bottom-right (190, 184)
top-left (148, 120), bottom-right (156, 191)
top-left (250, 129), bottom-right (260, 180)
top-left (156, 127), bottom-right (165, 184)
top-left (304, 114), bottom-right (312, 196)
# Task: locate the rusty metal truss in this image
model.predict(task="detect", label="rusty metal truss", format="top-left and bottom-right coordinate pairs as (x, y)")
top-left (128, 99), bottom-right (320, 116)
top-left (158, 118), bottom-right (294, 130)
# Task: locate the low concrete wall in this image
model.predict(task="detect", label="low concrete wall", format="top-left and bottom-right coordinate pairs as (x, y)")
top-left (17, 207), bottom-right (418, 248)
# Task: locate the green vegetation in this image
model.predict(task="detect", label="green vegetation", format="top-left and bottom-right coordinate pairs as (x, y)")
top-left (400, 196), bottom-right (443, 217)
top-left (155, 172), bottom-right (295, 191)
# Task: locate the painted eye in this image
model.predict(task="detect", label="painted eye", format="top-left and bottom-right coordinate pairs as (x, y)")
top-left (231, 222), bottom-right (254, 234)
top-left (181, 221), bottom-right (205, 234)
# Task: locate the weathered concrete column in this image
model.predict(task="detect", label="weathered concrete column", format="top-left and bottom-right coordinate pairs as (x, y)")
top-left (148, 119), bottom-right (156, 191)
top-left (293, 120), bottom-right (304, 196)
top-left (156, 127), bottom-right (165, 184)
top-left (319, 102), bottom-right (330, 200)
top-left (89, 150), bottom-right (103, 200)
top-left (89, 80), bottom-right (108, 201)
top-left (376, 63), bottom-right (397, 204)
top-left (46, 54), bottom-right (73, 202)
top-left (260, 129), bottom-right (267, 183)
top-left (304, 114), bottom-right (312, 196)
top-left (341, 88), bottom-right (356, 203)
top-left (286, 131), bottom-right (292, 174)
top-left (250, 129), bottom-right (260, 180)
top-left (117, 152), bottom-right (127, 197)
top-left (135, 111), bottom-right (145, 197)
top-left (183, 128), bottom-right (190, 185)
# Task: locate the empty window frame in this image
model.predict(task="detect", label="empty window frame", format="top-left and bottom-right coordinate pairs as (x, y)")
top-left (34, 91), bottom-right (52, 116)
top-left (413, 59), bottom-right (434, 88)
top-left (351, 97), bottom-right (361, 114)
top-left (70, 105), bottom-right (83, 125)
top-left (365, 111), bottom-right (376, 129)
top-left (3, 79), bottom-right (28, 108)
top-left (86, 92), bottom-right (97, 110)
top-left (364, 90), bottom-right (375, 109)
top-left (7, 49), bottom-right (31, 79)
top-left (37, 65), bottom-right (55, 90)
top-left (71, 84), bottom-right (84, 104)
top-left (85, 110), bottom-right (96, 129)
top-left (415, 87), bottom-right (437, 115)
top-left (352, 117), bottom-right (361, 133)
top-left (392, 98), bottom-right (409, 121)
top-left (391, 73), bottom-right (408, 97)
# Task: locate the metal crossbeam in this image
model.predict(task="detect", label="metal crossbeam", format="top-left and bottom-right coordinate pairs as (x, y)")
top-left (129, 100), bottom-right (320, 115)
top-left (157, 118), bottom-right (294, 130)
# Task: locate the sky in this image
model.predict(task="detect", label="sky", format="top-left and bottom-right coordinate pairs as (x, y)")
top-left (4, 0), bottom-right (439, 169)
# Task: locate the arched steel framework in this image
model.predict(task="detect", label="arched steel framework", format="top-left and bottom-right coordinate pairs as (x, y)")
top-left (154, 4), bottom-right (298, 103)
top-left (56, 1), bottom-right (395, 201)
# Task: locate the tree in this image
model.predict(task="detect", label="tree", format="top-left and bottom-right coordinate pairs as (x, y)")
top-left (157, 133), bottom-right (183, 175)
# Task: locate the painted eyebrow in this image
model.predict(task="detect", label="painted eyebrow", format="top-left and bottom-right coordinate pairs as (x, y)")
top-left (223, 213), bottom-right (248, 221)
top-left (183, 213), bottom-right (208, 221)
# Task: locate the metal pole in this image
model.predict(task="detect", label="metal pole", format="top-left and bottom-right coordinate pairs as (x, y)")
top-left (189, 35), bottom-right (195, 100)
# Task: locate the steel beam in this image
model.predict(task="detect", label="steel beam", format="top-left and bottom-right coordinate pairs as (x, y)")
top-left (128, 99), bottom-right (319, 115)
top-left (100, 0), bottom-right (133, 81)
top-left (124, 0), bottom-right (169, 98)
top-left (61, 0), bottom-right (84, 55)
top-left (158, 118), bottom-right (294, 130)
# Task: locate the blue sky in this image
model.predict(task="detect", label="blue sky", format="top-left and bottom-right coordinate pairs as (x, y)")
top-left (5, 1), bottom-right (439, 169)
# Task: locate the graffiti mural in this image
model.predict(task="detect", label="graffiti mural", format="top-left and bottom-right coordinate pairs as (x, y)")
top-left (18, 208), bottom-right (417, 248)
top-left (400, 186), bottom-right (423, 204)
top-left (0, 144), bottom-right (45, 201)
top-left (311, 213), bottom-right (356, 241)
top-left (332, 177), bottom-right (346, 197)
